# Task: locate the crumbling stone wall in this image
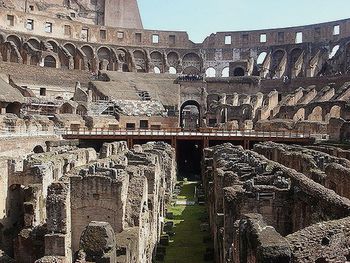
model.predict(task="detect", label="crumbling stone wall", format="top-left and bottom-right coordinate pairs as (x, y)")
top-left (202, 143), bottom-right (350, 263)
top-left (254, 142), bottom-right (350, 199)
top-left (37, 141), bottom-right (176, 263)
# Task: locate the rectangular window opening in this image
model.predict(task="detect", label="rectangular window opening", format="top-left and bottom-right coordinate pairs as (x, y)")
top-left (45, 22), bottom-right (52, 33)
top-left (169, 35), bottom-right (176, 45)
top-left (260, 33), bottom-right (267, 43)
top-left (242, 34), bottom-right (249, 44)
top-left (152, 34), bottom-right (159, 44)
top-left (26, 19), bottom-right (34, 30)
top-left (295, 32), bottom-right (303, 44)
top-left (100, 29), bottom-right (106, 40)
top-left (117, 31), bottom-right (124, 39)
top-left (81, 28), bottom-right (89, 42)
top-left (40, 88), bottom-right (46, 96)
top-left (135, 33), bottom-right (142, 43)
top-left (333, 25), bottom-right (340, 35)
top-left (64, 25), bottom-right (71, 36)
top-left (7, 15), bottom-right (14, 26)
top-left (278, 32), bottom-right (284, 43)
top-left (225, 35), bottom-right (232, 45)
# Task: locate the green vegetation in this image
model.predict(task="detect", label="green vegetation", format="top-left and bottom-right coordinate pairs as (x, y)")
top-left (163, 182), bottom-right (213, 263)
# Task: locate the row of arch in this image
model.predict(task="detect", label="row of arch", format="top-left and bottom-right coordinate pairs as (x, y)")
top-left (2, 32), bottom-right (350, 77)
top-left (292, 105), bottom-right (342, 122)
top-left (0, 33), bottom-right (205, 74)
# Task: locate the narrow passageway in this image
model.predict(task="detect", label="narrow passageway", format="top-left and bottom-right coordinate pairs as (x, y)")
top-left (162, 181), bottom-right (214, 263)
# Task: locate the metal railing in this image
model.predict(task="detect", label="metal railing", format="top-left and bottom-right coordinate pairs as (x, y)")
top-left (57, 127), bottom-right (328, 140)
top-left (0, 126), bottom-right (329, 140)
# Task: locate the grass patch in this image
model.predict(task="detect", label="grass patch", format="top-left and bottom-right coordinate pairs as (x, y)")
top-left (163, 182), bottom-right (212, 263)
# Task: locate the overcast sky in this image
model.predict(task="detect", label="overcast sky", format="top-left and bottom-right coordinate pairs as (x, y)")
top-left (138, 0), bottom-right (350, 43)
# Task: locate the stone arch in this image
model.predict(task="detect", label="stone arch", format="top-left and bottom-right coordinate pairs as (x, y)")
top-left (293, 108), bottom-right (305, 121)
top-left (329, 105), bottom-right (341, 118)
top-left (43, 55), bottom-right (57, 68)
top-left (290, 48), bottom-right (303, 66)
top-left (64, 43), bottom-right (76, 56)
top-left (180, 100), bottom-right (201, 129)
top-left (33, 145), bottom-right (45, 153)
top-left (81, 45), bottom-right (95, 71)
top-left (167, 51), bottom-right (180, 68)
top-left (233, 67), bottom-right (245, 76)
top-left (325, 105), bottom-right (341, 121)
top-left (205, 67), bottom-right (216, 77)
top-left (116, 48), bottom-right (129, 72)
top-left (133, 50), bottom-right (146, 72)
top-left (97, 46), bottom-right (112, 70)
top-left (27, 38), bottom-right (41, 50)
top-left (222, 67), bottom-right (229, 77)
top-left (6, 35), bottom-right (21, 49)
top-left (308, 106), bottom-right (324, 121)
top-left (81, 45), bottom-right (94, 59)
top-left (76, 105), bottom-right (87, 116)
top-left (150, 51), bottom-right (163, 73)
top-left (182, 52), bottom-right (201, 73)
top-left (271, 49), bottom-right (286, 74)
top-left (30, 55), bottom-right (40, 66)
top-left (46, 39), bottom-right (59, 53)
top-left (60, 102), bottom-right (75, 114)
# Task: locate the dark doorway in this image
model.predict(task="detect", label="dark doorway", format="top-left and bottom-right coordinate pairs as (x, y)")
top-left (177, 140), bottom-right (203, 180)
top-left (233, 67), bottom-right (245, 76)
top-left (180, 100), bottom-right (201, 129)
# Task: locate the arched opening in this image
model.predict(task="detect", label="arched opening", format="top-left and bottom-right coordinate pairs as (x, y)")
top-left (116, 49), bottom-right (129, 72)
top-left (257, 52), bottom-right (267, 65)
top-left (97, 47), bottom-right (111, 71)
top-left (64, 43), bottom-right (76, 56)
top-left (205, 67), bottom-right (216, 77)
top-left (43, 55), bottom-right (56, 68)
top-left (60, 102), bottom-right (74, 114)
top-left (133, 50), bottom-right (146, 73)
top-left (169, 66), bottom-right (177, 74)
top-left (47, 40), bottom-right (59, 53)
top-left (221, 67), bottom-right (229, 77)
top-left (293, 108), bottom-right (305, 121)
top-left (180, 100), bottom-right (201, 129)
top-left (33, 145), bottom-right (44, 153)
top-left (30, 55), bottom-right (39, 66)
top-left (329, 105), bottom-right (341, 118)
top-left (6, 35), bottom-right (21, 49)
top-left (233, 67), bottom-right (245, 76)
top-left (182, 53), bottom-right (201, 73)
top-left (27, 38), bottom-right (40, 50)
top-left (154, 66), bottom-right (161, 74)
top-left (82, 45), bottom-right (94, 58)
top-left (150, 51), bottom-right (163, 73)
top-left (6, 102), bottom-right (21, 116)
top-left (329, 45), bottom-right (340, 59)
top-left (308, 106), bottom-right (323, 121)
top-left (167, 52), bottom-right (179, 69)
top-left (76, 105), bottom-right (87, 116)
top-left (271, 50), bottom-right (286, 75)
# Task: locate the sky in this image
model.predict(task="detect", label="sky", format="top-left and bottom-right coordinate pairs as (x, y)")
top-left (138, 0), bottom-right (350, 43)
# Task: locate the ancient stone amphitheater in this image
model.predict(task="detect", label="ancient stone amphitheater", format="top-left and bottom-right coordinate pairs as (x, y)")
top-left (0, 0), bottom-right (350, 262)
